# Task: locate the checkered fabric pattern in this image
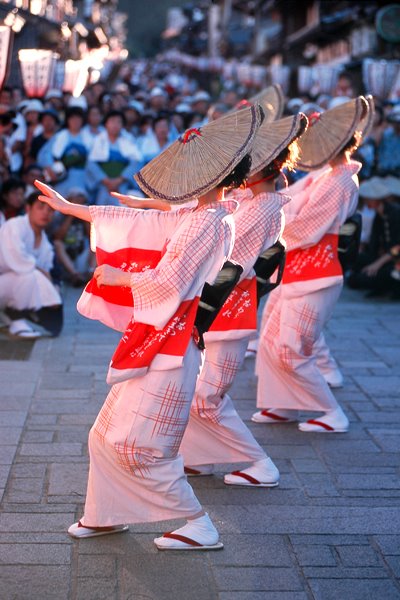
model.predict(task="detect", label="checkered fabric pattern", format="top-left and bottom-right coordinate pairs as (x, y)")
top-left (284, 161), bottom-right (361, 252)
top-left (231, 190), bottom-right (288, 279)
top-left (130, 203), bottom-right (234, 316)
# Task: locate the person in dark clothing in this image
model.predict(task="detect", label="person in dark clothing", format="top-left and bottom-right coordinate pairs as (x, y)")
top-left (347, 177), bottom-right (400, 298)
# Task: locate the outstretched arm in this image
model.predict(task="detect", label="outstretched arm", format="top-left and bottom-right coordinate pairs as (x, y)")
top-left (34, 180), bottom-right (91, 222)
top-left (110, 192), bottom-right (171, 211)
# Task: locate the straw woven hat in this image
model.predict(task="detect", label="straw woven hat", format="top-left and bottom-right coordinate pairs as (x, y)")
top-left (296, 96), bottom-right (368, 171)
top-left (250, 112), bottom-right (308, 175)
top-left (358, 95), bottom-right (375, 139)
top-left (135, 103), bottom-right (263, 203)
top-left (249, 84), bottom-right (285, 122)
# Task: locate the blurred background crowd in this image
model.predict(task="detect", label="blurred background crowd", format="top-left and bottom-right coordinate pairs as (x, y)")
top-left (0, 0), bottom-right (399, 340)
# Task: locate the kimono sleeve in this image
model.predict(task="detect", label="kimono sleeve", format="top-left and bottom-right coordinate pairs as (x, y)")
top-left (284, 172), bottom-right (345, 251)
top-left (130, 210), bottom-right (231, 329)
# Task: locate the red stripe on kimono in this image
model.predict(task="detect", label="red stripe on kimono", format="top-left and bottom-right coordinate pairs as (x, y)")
top-left (205, 189), bottom-right (288, 342)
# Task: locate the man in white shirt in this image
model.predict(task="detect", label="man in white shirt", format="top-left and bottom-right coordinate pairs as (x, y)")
top-left (0, 192), bottom-right (62, 338)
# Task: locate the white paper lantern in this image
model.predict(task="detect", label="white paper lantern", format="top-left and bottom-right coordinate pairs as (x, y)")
top-left (18, 49), bottom-right (59, 98)
top-left (0, 26), bottom-right (12, 92)
top-left (363, 59), bottom-right (400, 100)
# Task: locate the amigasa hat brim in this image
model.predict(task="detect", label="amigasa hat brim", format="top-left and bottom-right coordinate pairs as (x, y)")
top-left (250, 112), bottom-right (307, 175)
top-left (135, 103), bottom-right (263, 204)
top-left (296, 96), bottom-right (368, 171)
top-left (249, 84), bottom-right (285, 123)
top-left (358, 95), bottom-right (375, 140)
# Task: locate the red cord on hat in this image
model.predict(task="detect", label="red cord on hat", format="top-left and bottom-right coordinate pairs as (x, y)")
top-left (308, 112), bottom-right (321, 126)
top-left (181, 128), bottom-right (202, 143)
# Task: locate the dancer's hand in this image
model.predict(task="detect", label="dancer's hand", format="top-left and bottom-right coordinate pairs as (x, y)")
top-left (34, 180), bottom-right (91, 222)
top-left (34, 180), bottom-right (71, 212)
top-left (93, 264), bottom-right (131, 287)
top-left (111, 192), bottom-right (171, 211)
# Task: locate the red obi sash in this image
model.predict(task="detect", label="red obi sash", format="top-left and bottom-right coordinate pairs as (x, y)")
top-left (85, 246), bottom-right (162, 307)
top-left (283, 233), bottom-right (342, 284)
top-left (110, 297), bottom-right (200, 374)
top-left (209, 277), bottom-right (258, 333)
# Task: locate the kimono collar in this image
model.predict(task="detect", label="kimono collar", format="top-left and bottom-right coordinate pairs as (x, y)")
top-left (195, 198), bottom-right (239, 214)
top-left (228, 187), bottom-right (254, 203)
top-left (331, 159), bottom-right (362, 177)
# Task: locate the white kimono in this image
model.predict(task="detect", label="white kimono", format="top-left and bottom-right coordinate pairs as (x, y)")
top-left (180, 189), bottom-right (288, 466)
top-left (0, 215), bottom-right (61, 311)
top-left (78, 201), bottom-right (236, 526)
top-left (256, 161), bottom-right (361, 412)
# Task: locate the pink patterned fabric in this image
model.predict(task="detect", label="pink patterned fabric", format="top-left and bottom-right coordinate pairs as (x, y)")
top-left (80, 201), bottom-right (235, 526)
top-left (256, 160), bottom-right (361, 412)
top-left (181, 188), bottom-right (286, 466)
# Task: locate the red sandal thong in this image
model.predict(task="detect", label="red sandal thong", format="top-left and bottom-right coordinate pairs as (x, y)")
top-left (154, 532), bottom-right (224, 551)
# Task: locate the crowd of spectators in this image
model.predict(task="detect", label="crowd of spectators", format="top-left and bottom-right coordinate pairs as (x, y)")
top-left (0, 61), bottom-right (399, 338)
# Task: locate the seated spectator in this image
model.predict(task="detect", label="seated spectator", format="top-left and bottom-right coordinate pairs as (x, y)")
top-left (30, 108), bottom-right (60, 162)
top-left (0, 192), bottom-right (63, 338)
top-left (138, 114), bottom-right (172, 165)
top-left (355, 103), bottom-right (385, 180)
top-left (347, 177), bottom-right (400, 298)
top-left (50, 107), bottom-right (89, 196)
top-left (22, 99), bottom-right (44, 168)
top-left (51, 188), bottom-right (95, 286)
top-left (81, 105), bottom-right (104, 151)
top-left (377, 105), bottom-right (400, 176)
top-left (22, 164), bottom-right (45, 200)
top-left (86, 110), bottom-right (142, 205)
top-left (0, 105), bottom-right (25, 176)
top-left (0, 178), bottom-right (26, 224)
top-left (0, 134), bottom-right (11, 186)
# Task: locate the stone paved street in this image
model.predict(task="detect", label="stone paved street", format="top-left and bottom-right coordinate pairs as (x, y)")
top-left (0, 286), bottom-right (400, 600)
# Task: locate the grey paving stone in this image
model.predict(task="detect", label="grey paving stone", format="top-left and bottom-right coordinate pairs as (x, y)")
top-left (354, 376), bottom-right (400, 397)
top-left (0, 566), bottom-right (70, 599)
top-left (309, 578), bottom-right (400, 600)
top-left (21, 430), bottom-right (54, 442)
top-left (26, 414), bottom-right (58, 425)
top-left (385, 556), bottom-right (400, 578)
top-left (218, 594), bottom-right (309, 600)
top-left (208, 534), bottom-right (292, 566)
top-left (214, 566), bottom-right (304, 591)
top-left (0, 543), bottom-right (71, 564)
top-left (0, 512), bottom-right (74, 532)
top-left (75, 577), bottom-right (119, 600)
top-left (291, 459), bottom-right (330, 473)
top-left (367, 429), bottom-right (400, 452)
top-left (77, 554), bottom-right (116, 578)
top-left (0, 445), bottom-right (17, 465)
top-left (297, 474), bottom-right (340, 497)
top-left (118, 546), bottom-right (219, 600)
top-left (335, 474), bottom-right (400, 490)
top-left (374, 535), bottom-right (400, 555)
top-left (0, 411), bottom-right (27, 426)
top-left (19, 442), bottom-right (83, 457)
top-left (48, 463), bottom-right (88, 496)
top-left (0, 426), bottom-right (23, 445)
top-left (336, 545), bottom-right (381, 567)
top-left (292, 544), bottom-right (337, 566)
top-left (5, 477), bottom-right (44, 503)
top-left (212, 505), bottom-right (400, 534)
top-left (0, 395), bottom-right (31, 410)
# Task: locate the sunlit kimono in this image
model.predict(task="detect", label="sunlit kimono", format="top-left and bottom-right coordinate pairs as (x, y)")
top-left (180, 188), bottom-right (288, 467)
top-left (77, 201), bottom-right (236, 526)
top-left (256, 161), bottom-right (361, 412)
